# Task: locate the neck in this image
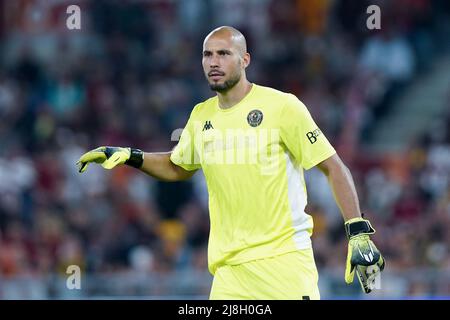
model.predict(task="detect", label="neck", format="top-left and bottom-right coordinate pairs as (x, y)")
top-left (217, 78), bottom-right (252, 109)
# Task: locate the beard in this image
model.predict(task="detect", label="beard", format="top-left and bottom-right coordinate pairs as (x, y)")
top-left (208, 72), bottom-right (241, 93)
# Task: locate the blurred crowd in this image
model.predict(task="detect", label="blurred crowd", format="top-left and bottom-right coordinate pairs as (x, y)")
top-left (0, 0), bottom-right (449, 298)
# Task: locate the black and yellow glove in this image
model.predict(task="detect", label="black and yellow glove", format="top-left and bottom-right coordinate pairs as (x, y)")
top-left (344, 217), bottom-right (385, 293)
top-left (77, 146), bottom-right (144, 173)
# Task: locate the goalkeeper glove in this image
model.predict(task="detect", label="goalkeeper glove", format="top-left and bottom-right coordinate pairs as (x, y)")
top-left (77, 146), bottom-right (144, 173)
top-left (344, 217), bottom-right (385, 293)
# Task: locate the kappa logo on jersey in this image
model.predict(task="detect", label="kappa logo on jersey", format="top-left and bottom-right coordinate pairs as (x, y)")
top-left (247, 109), bottom-right (263, 127)
top-left (202, 120), bottom-right (214, 131)
top-left (306, 128), bottom-right (321, 144)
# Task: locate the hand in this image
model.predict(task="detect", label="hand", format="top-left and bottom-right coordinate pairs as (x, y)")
top-left (344, 217), bottom-right (385, 293)
top-left (77, 146), bottom-right (143, 173)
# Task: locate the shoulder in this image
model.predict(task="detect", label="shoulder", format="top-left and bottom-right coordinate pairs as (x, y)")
top-left (254, 84), bottom-right (293, 100)
top-left (190, 96), bottom-right (218, 118)
top-left (253, 84), bottom-right (306, 114)
top-left (254, 84), bottom-right (302, 111)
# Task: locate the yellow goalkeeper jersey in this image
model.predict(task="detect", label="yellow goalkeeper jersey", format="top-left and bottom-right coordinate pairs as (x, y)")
top-left (170, 84), bottom-right (336, 275)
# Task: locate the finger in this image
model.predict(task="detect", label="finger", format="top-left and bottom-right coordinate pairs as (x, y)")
top-left (378, 255), bottom-right (385, 271)
top-left (345, 263), bottom-right (355, 284)
top-left (356, 267), bottom-right (372, 293)
top-left (76, 161), bottom-right (88, 173)
top-left (345, 243), bottom-right (356, 284)
top-left (78, 151), bottom-right (107, 164)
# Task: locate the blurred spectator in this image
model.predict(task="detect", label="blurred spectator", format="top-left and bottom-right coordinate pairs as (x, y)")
top-left (0, 0), bottom-right (449, 298)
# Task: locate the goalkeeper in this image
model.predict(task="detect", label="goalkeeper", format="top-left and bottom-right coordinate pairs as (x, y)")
top-left (77, 26), bottom-right (384, 299)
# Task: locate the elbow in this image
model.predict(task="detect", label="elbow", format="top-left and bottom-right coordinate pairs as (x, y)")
top-left (169, 162), bottom-right (195, 182)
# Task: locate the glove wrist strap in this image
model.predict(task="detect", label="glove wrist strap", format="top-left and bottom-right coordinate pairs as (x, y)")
top-left (345, 218), bottom-right (375, 239)
top-left (125, 148), bottom-right (144, 169)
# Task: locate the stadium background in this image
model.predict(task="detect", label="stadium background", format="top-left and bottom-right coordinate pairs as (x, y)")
top-left (0, 0), bottom-right (449, 299)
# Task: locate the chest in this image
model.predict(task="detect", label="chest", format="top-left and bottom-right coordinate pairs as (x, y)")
top-left (194, 107), bottom-right (282, 166)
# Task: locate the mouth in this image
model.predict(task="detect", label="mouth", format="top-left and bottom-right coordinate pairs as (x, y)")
top-left (208, 71), bottom-right (225, 80)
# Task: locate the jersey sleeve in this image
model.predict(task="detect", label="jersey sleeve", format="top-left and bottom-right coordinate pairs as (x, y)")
top-left (170, 106), bottom-right (202, 171)
top-left (280, 93), bottom-right (336, 170)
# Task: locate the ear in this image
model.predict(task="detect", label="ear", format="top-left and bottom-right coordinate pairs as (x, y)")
top-left (242, 52), bottom-right (251, 69)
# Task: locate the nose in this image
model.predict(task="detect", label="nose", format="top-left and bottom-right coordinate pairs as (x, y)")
top-left (209, 53), bottom-right (220, 68)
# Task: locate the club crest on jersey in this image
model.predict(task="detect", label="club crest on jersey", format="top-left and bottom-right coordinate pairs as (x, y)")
top-left (247, 109), bottom-right (263, 127)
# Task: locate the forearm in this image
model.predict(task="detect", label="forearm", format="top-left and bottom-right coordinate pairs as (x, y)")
top-left (327, 165), bottom-right (361, 221)
top-left (317, 155), bottom-right (361, 222)
top-left (316, 155), bottom-right (383, 292)
top-left (139, 152), bottom-right (196, 182)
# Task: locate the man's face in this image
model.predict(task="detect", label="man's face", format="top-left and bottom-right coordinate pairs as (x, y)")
top-left (202, 36), bottom-right (243, 93)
